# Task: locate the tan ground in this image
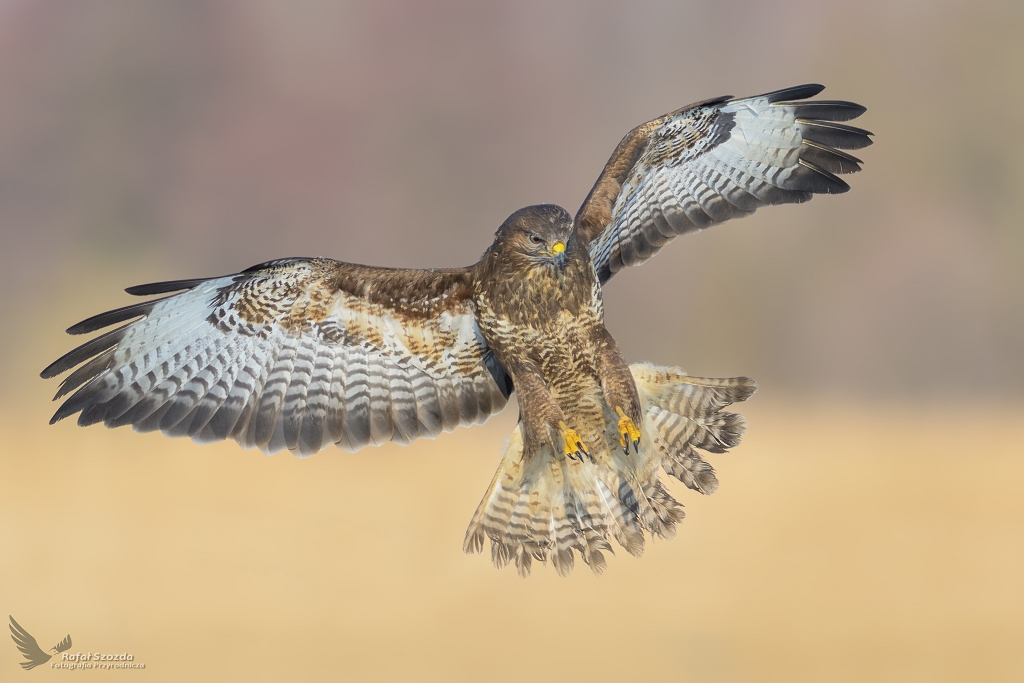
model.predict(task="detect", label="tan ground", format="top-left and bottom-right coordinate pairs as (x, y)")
top-left (2, 399), bottom-right (1022, 682)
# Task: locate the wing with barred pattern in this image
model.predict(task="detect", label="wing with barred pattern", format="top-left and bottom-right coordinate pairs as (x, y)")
top-left (42, 258), bottom-right (512, 456)
top-left (574, 84), bottom-right (871, 283)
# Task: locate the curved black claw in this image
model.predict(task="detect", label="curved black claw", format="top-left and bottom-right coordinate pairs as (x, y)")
top-left (615, 406), bottom-right (642, 456)
top-left (559, 422), bottom-right (591, 462)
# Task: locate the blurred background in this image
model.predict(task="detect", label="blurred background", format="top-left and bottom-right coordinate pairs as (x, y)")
top-left (1, 1), bottom-right (1021, 681)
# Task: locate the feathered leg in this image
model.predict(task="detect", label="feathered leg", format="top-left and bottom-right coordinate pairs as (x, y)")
top-left (509, 363), bottom-right (591, 461)
top-left (594, 327), bottom-right (643, 454)
top-left (465, 362), bottom-right (756, 576)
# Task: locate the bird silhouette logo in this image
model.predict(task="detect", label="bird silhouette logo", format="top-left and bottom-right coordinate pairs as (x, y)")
top-left (9, 616), bottom-right (72, 670)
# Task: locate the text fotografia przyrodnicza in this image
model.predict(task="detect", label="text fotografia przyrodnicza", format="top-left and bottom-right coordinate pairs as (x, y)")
top-left (51, 652), bottom-right (145, 670)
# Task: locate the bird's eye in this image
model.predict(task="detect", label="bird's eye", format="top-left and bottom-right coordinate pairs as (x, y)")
top-left (529, 234), bottom-right (543, 245)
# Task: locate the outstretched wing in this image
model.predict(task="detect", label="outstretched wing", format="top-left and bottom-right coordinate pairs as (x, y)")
top-left (42, 258), bottom-right (512, 456)
top-left (574, 84), bottom-right (871, 283)
top-left (9, 616), bottom-right (51, 670)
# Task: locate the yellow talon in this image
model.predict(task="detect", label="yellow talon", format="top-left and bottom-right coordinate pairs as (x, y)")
top-left (615, 407), bottom-right (641, 454)
top-left (558, 421), bottom-right (589, 461)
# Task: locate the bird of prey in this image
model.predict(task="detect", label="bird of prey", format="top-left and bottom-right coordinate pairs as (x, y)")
top-left (9, 616), bottom-right (72, 670)
top-left (43, 84), bottom-right (870, 576)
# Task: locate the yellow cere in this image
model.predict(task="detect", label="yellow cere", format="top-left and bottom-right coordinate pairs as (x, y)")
top-left (552, 241), bottom-right (565, 254)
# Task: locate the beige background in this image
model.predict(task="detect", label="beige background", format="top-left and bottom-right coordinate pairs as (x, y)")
top-left (1, 1), bottom-right (1022, 681)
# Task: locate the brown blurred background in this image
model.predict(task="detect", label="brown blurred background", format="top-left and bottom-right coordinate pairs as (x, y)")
top-left (1, 1), bottom-right (1022, 681)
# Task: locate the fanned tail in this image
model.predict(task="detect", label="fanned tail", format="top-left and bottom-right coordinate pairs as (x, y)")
top-left (464, 362), bottom-right (756, 576)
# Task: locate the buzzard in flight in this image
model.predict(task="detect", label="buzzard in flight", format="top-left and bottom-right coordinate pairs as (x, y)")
top-left (43, 84), bottom-right (870, 576)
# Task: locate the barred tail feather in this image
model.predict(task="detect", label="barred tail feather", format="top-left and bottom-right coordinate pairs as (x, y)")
top-left (464, 362), bottom-right (756, 576)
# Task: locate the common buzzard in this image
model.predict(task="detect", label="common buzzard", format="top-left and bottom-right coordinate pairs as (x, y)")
top-left (43, 84), bottom-right (870, 576)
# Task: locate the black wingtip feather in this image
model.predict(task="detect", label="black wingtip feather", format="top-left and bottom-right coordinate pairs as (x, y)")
top-left (77, 402), bottom-right (108, 427)
top-left (125, 278), bottom-right (210, 296)
top-left (762, 83), bottom-right (825, 103)
top-left (800, 140), bottom-right (864, 174)
top-left (48, 403), bottom-right (71, 423)
top-left (49, 383), bottom-right (97, 424)
top-left (774, 99), bottom-right (868, 122)
top-left (40, 324), bottom-right (128, 379)
top-left (796, 160), bottom-right (851, 194)
top-left (797, 119), bottom-right (874, 150)
top-left (65, 296), bottom-right (171, 335)
top-left (53, 350), bottom-right (115, 400)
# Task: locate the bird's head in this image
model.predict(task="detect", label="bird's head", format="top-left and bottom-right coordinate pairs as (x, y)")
top-left (489, 204), bottom-right (573, 269)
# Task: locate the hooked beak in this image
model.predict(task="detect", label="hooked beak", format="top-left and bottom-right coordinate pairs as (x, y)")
top-left (550, 241), bottom-right (566, 268)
